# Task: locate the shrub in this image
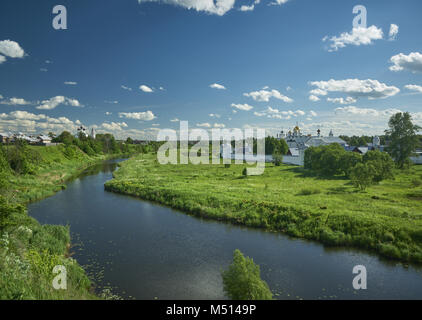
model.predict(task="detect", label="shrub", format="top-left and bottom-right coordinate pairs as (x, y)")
top-left (222, 249), bottom-right (273, 300)
top-left (272, 153), bottom-right (283, 166)
top-left (350, 162), bottom-right (375, 191)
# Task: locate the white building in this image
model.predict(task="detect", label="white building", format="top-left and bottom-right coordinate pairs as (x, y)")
top-left (279, 126), bottom-right (347, 166)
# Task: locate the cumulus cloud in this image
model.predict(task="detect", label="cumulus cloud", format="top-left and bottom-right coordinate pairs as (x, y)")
top-left (209, 113), bottom-right (221, 118)
top-left (137, 0), bottom-right (236, 16)
top-left (196, 122), bottom-right (211, 128)
top-left (327, 96), bottom-right (357, 105)
top-left (389, 24), bottom-right (399, 41)
top-left (240, 0), bottom-right (260, 11)
top-left (0, 97), bottom-right (31, 106)
top-left (118, 111), bottom-right (156, 121)
top-left (243, 88), bottom-right (293, 103)
top-left (309, 95), bottom-right (320, 102)
top-left (389, 52), bottom-right (422, 73)
top-left (101, 122), bottom-right (128, 131)
top-left (405, 84), bottom-right (422, 93)
top-left (36, 96), bottom-right (82, 110)
top-left (334, 106), bottom-right (402, 117)
top-left (231, 103), bottom-right (254, 111)
top-left (309, 79), bottom-right (400, 100)
top-left (213, 123), bottom-right (225, 128)
top-left (253, 107), bottom-right (307, 119)
top-left (323, 26), bottom-right (383, 52)
top-left (209, 83), bottom-right (226, 90)
top-left (270, 0), bottom-right (288, 5)
top-left (139, 85), bottom-right (154, 93)
top-left (0, 110), bottom-right (79, 135)
top-left (105, 112), bottom-right (112, 115)
top-left (0, 40), bottom-right (25, 64)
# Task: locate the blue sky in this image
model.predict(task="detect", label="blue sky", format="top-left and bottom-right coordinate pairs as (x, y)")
top-left (0, 0), bottom-right (421, 139)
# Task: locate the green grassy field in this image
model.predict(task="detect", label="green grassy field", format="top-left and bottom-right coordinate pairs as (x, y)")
top-left (105, 153), bottom-right (422, 263)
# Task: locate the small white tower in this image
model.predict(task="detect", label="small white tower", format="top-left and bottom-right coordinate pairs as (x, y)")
top-left (90, 128), bottom-right (96, 139)
top-left (373, 135), bottom-right (380, 149)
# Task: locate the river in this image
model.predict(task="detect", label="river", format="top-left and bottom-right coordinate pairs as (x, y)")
top-left (28, 159), bottom-right (422, 300)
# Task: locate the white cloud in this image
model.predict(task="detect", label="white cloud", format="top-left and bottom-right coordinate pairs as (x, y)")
top-left (309, 79), bottom-right (400, 100)
top-left (231, 103), bottom-right (254, 111)
top-left (101, 122), bottom-right (128, 131)
top-left (64, 81), bottom-right (77, 85)
top-left (389, 52), bottom-right (422, 73)
top-left (323, 26), bottom-right (383, 52)
top-left (121, 85), bottom-right (132, 91)
top-left (243, 88), bottom-right (293, 103)
top-left (170, 118), bottom-right (180, 122)
top-left (209, 113), bottom-right (221, 118)
top-left (254, 107), bottom-right (307, 119)
top-left (105, 112), bottom-right (112, 115)
top-left (270, 0), bottom-right (288, 5)
top-left (0, 40), bottom-right (25, 64)
top-left (309, 88), bottom-right (327, 96)
top-left (213, 123), bottom-right (225, 128)
top-left (240, 4), bottom-right (254, 11)
top-left (36, 96), bottom-right (82, 110)
top-left (104, 100), bottom-right (119, 104)
top-left (0, 110), bottom-right (79, 135)
top-left (309, 95), bottom-right (320, 102)
top-left (139, 85), bottom-right (154, 93)
top-left (209, 83), bottom-right (226, 90)
top-left (118, 111), bottom-right (156, 121)
top-left (0, 97), bottom-right (31, 106)
top-left (137, 0), bottom-right (236, 16)
top-left (327, 96), bottom-right (357, 105)
top-left (405, 84), bottom-right (422, 93)
top-left (334, 106), bottom-right (402, 117)
top-left (389, 24), bottom-right (399, 41)
top-left (196, 122), bottom-right (211, 128)
top-left (310, 110), bottom-right (317, 117)
top-left (159, 86), bottom-right (165, 91)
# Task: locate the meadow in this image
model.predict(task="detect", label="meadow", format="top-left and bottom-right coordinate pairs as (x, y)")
top-left (105, 153), bottom-right (422, 263)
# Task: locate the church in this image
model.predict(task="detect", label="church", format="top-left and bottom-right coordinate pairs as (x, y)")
top-left (278, 126), bottom-right (347, 166)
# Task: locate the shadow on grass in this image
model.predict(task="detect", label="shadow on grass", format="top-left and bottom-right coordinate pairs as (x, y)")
top-left (283, 166), bottom-right (349, 181)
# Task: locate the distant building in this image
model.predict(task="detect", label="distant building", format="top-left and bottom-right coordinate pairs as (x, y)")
top-left (90, 128), bottom-right (96, 139)
top-left (279, 127), bottom-right (347, 166)
top-left (0, 132), bottom-right (11, 144)
top-left (37, 135), bottom-right (52, 146)
top-left (410, 150), bottom-right (422, 165)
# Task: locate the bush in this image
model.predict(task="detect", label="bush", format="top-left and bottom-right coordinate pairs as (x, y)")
top-left (272, 153), bottom-right (283, 166)
top-left (350, 162), bottom-right (376, 191)
top-left (222, 249), bottom-right (273, 300)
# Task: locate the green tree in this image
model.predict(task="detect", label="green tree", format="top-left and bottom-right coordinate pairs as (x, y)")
top-left (385, 112), bottom-right (421, 168)
top-left (362, 150), bottom-right (394, 182)
top-left (340, 152), bottom-right (362, 177)
top-left (350, 162), bottom-right (376, 191)
top-left (222, 249), bottom-right (273, 300)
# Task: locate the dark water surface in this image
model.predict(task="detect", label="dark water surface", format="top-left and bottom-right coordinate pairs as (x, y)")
top-left (28, 159), bottom-right (422, 299)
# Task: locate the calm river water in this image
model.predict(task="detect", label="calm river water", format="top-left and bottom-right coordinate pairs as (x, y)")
top-left (28, 159), bottom-right (422, 299)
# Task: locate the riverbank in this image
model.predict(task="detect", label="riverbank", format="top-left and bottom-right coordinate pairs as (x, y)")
top-left (105, 154), bottom-right (422, 264)
top-left (0, 144), bottom-right (132, 299)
